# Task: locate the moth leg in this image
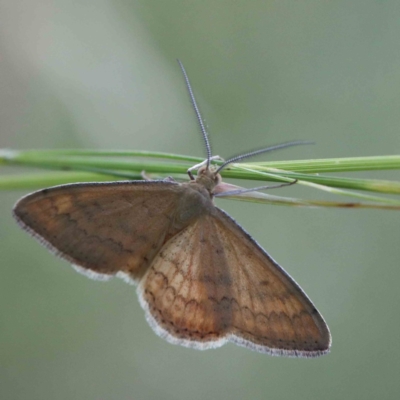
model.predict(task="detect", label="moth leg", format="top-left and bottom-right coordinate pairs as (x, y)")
top-left (162, 176), bottom-right (177, 183)
top-left (140, 170), bottom-right (153, 180)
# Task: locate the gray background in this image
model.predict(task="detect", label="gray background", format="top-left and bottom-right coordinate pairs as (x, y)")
top-left (1, 1), bottom-right (399, 399)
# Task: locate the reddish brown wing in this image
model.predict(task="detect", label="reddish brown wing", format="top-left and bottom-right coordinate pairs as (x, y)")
top-left (13, 181), bottom-right (184, 282)
top-left (213, 209), bottom-right (331, 356)
top-left (139, 208), bottom-right (330, 357)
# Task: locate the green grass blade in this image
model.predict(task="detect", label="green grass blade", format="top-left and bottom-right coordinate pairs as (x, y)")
top-left (0, 149), bottom-right (202, 163)
top-left (254, 155), bottom-right (400, 173)
top-left (0, 171), bottom-right (125, 190)
top-left (219, 191), bottom-right (400, 210)
top-left (1, 149), bottom-right (400, 209)
top-left (231, 165), bottom-right (400, 194)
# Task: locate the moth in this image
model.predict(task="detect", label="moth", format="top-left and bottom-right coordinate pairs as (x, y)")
top-left (13, 61), bottom-right (331, 357)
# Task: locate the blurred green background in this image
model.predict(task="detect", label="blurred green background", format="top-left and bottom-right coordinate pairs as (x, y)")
top-left (1, 1), bottom-right (400, 399)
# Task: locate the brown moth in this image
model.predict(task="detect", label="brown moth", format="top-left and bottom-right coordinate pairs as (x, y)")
top-left (13, 61), bottom-right (331, 357)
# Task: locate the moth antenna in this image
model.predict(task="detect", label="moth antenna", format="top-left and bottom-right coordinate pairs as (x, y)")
top-left (216, 140), bottom-right (314, 174)
top-left (177, 59), bottom-right (212, 168)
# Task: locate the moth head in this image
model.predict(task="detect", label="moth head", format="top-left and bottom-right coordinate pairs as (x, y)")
top-left (195, 165), bottom-right (222, 193)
